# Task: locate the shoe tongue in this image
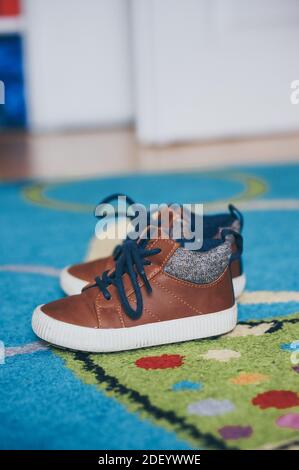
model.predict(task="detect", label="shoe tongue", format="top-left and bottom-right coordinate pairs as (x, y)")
top-left (144, 205), bottom-right (195, 242)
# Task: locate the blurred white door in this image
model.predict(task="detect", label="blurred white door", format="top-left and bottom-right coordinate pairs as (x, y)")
top-left (132, 0), bottom-right (299, 144)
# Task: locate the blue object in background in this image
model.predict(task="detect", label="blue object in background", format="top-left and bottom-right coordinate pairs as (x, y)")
top-left (0, 34), bottom-right (26, 129)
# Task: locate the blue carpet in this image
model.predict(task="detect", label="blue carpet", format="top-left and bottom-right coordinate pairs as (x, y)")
top-left (1, 163), bottom-right (299, 449)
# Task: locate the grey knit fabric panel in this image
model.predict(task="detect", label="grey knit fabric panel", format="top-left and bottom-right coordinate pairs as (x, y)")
top-left (164, 242), bottom-right (231, 284)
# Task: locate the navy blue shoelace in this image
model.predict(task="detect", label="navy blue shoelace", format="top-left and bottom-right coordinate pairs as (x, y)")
top-left (87, 238), bottom-right (161, 320)
top-left (228, 204), bottom-right (244, 232)
top-left (95, 193), bottom-right (137, 220)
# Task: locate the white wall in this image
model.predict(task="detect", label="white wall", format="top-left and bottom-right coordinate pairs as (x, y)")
top-left (24, 0), bottom-right (133, 131)
top-left (23, 0), bottom-right (299, 142)
top-left (131, 0), bottom-right (299, 144)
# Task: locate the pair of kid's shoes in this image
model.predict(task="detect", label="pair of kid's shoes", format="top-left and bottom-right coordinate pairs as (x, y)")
top-left (32, 202), bottom-right (245, 352)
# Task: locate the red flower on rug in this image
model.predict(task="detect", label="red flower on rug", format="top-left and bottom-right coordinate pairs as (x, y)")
top-left (252, 390), bottom-right (299, 409)
top-left (135, 354), bottom-right (184, 370)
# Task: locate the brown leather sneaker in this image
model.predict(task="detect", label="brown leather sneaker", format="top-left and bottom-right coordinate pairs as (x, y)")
top-left (60, 203), bottom-right (245, 298)
top-left (32, 236), bottom-right (237, 352)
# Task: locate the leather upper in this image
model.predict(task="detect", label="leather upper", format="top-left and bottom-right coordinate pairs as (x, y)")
top-left (43, 239), bottom-right (235, 329)
top-left (68, 257), bottom-right (114, 282)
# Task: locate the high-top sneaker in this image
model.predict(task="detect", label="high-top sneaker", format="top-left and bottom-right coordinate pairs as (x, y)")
top-left (32, 231), bottom-right (238, 352)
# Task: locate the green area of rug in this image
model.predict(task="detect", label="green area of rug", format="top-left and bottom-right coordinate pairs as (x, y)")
top-left (57, 314), bottom-right (299, 450)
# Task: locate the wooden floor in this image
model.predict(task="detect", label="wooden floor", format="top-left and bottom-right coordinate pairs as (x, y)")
top-left (1, 128), bottom-right (299, 180)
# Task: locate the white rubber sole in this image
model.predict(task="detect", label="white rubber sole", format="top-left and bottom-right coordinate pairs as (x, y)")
top-left (32, 303), bottom-right (238, 353)
top-left (60, 267), bottom-right (88, 296)
top-left (232, 273), bottom-right (246, 298)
